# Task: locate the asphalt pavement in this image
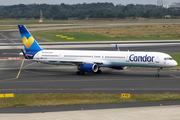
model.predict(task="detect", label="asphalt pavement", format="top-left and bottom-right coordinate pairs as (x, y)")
top-left (0, 25), bottom-right (180, 119)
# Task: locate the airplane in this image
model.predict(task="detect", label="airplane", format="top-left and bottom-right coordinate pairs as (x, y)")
top-left (18, 25), bottom-right (178, 77)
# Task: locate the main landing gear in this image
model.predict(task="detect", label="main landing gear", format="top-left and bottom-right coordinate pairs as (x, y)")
top-left (155, 68), bottom-right (162, 77)
top-left (76, 71), bottom-right (85, 75)
top-left (95, 69), bottom-right (102, 74)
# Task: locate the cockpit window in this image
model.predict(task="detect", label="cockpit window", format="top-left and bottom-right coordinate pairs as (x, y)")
top-left (164, 58), bottom-right (173, 60)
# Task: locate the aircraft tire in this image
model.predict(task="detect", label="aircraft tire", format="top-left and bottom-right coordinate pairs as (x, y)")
top-left (97, 70), bottom-right (101, 74)
top-left (76, 71), bottom-right (85, 75)
top-left (94, 70), bottom-right (101, 74)
top-left (155, 74), bottom-right (160, 77)
top-left (76, 71), bottom-right (80, 75)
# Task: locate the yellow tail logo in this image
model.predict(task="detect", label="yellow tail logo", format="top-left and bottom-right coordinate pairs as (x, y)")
top-left (22, 36), bottom-right (34, 49)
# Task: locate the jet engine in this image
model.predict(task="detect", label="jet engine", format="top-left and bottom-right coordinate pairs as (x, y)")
top-left (78, 63), bottom-right (98, 72)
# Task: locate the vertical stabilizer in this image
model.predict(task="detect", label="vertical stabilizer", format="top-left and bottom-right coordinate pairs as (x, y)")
top-left (18, 25), bottom-right (42, 52)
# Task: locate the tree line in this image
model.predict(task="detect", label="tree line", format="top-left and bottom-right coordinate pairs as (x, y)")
top-left (0, 3), bottom-right (179, 20)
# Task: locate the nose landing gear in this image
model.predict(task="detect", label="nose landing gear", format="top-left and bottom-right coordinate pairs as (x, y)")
top-left (155, 68), bottom-right (162, 77)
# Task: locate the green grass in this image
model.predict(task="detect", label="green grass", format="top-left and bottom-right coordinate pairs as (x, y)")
top-left (111, 37), bottom-right (180, 41)
top-left (30, 23), bottom-right (180, 42)
top-left (0, 93), bottom-right (180, 108)
top-left (171, 53), bottom-right (180, 66)
top-left (31, 31), bottom-right (180, 42)
top-left (31, 31), bottom-right (117, 42)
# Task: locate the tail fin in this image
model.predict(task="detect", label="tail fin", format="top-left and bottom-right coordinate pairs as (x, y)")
top-left (18, 25), bottom-right (42, 52)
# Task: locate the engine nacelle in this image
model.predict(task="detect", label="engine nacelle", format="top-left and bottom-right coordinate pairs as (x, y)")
top-left (78, 63), bottom-right (98, 72)
top-left (109, 66), bottom-right (127, 70)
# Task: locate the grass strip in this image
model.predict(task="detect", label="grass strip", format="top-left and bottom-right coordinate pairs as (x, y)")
top-left (31, 24), bottom-right (180, 42)
top-left (32, 31), bottom-right (117, 42)
top-left (61, 24), bottom-right (180, 40)
top-left (170, 53), bottom-right (180, 66)
top-left (0, 93), bottom-right (180, 108)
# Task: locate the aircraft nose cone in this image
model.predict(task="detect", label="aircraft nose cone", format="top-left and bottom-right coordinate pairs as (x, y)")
top-left (173, 60), bottom-right (178, 66)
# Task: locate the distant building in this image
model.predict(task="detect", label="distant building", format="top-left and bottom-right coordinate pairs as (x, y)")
top-left (163, 5), bottom-right (170, 8)
top-left (157, 0), bottom-right (163, 6)
top-left (163, 3), bottom-right (180, 9)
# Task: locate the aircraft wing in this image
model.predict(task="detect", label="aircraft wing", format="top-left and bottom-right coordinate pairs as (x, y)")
top-left (59, 60), bottom-right (103, 65)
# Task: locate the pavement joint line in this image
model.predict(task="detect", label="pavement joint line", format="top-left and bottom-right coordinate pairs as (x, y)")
top-left (21, 61), bottom-right (75, 75)
top-left (21, 61), bottom-right (74, 69)
top-left (0, 68), bottom-right (17, 70)
top-left (22, 69), bottom-right (54, 75)
top-left (22, 67), bottom-right (75, 69)
top-left (0, 77), bottom-right (17, 81)
top-left (0, 33), bottom-right (16, 43)
top-left (170, 74), bottom-right (180, 78)
top-left (0, 75), bottom-right (175, 83)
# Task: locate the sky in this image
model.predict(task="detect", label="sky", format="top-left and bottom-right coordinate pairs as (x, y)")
top-left (0, 0), bottom-right (180, 6)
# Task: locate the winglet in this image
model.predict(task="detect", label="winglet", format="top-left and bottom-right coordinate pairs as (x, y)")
top-left (116, 44), bottom-right (120, 51)
top-left (18, 25), bottom-right (43, 52)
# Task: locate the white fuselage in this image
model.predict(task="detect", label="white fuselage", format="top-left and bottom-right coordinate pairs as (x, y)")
top-left (32, 50), bottom-right (178, 68)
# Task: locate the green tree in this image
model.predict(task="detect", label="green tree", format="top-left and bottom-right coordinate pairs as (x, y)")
top-left (53, 14), bottom-right (68, 20)
top-left (105, 13), bottom-right (115, 18)
top-left (45, 14), bottom-right (51, 19)
top-left (117, 13), bottom-right (125, 18)
top-left (122, 6), bottom-right (129, 12)
top-left (0, 3), bottom-right (178, 19)
top-left (79, 14), bottom-right (86, 19)
top-left (34, 12), bottom-right (40, 19)
top-left (153, 12), bottom-right (162, 18)
top-left (142, 11), bottom-right (150, 18)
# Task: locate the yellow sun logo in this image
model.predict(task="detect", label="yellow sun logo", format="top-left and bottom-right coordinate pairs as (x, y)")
top-left (22, 36), bottom-right (34, 49)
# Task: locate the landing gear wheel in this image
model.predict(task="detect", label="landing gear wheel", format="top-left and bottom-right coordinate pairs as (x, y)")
top-left (76, 71), bottom-right (85, 75)
top-left (155, 74), bottom-right (160, 77)
top-left (94, 69), bottom-right (101, 74)
top-left (76, 71), bottom-right (80, 75)
top-left (80, 71), bottom-right (85, 75)
top-left (155, 68), bottom-right (162, 77)
top-left (97, 70), bottom-right (101, 74)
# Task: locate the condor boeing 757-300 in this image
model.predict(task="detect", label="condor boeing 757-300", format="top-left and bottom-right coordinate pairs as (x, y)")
top-left (18, 25), bottom-right (178, 77)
